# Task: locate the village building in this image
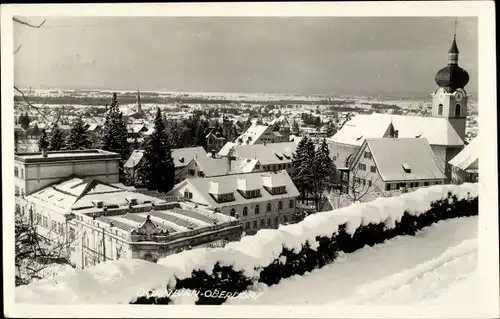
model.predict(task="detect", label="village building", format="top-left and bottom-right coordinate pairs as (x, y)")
top-left (218, 141), bottom-right (299, 175)
top-left (23, 176), bottom-right (242, 269)
top-left (233, 122), bottom-right (290, 146)
top-left (328, 34), bottom-right (470, 182)
top-left (176, 155), bottom-right (263, 180)
top-left (340, 137), bottom-right (447, 202)
top-left (167, 170), bottom-right (300, 235)
top-left (124, 146), bottom-right (208, 184)
top-left (14, 149), bottom-right (121, 215)
top-left (449, 137), bottom-right (479, 184)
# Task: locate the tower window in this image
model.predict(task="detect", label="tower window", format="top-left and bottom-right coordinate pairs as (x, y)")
top-left (455, 104), bottom-right (461, 117)
top-left (438, 104), bottom-right (443, 115)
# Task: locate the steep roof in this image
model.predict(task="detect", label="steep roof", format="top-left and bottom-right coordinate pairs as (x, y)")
top-left (449, 137), bottom-right (479, 171)
top-left (356, 138), bottom-right (447, 182)
top-left (330, 113), bottom-right (464, 147)
top-left (218, 141), bottom-right (299, 166)
top-left (169, 170), bottom-right (299, 208)
top-left (171, 147), bottom-right (208, 168)
top-left (235, 124), bottom-right (272, 145)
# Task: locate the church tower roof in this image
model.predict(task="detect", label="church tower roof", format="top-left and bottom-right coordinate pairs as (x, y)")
top-left (434, 30), bottom-right (469, 93)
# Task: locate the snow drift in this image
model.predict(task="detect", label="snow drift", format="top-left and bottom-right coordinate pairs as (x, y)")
top-left (15, 183), bottom-right (478, 305)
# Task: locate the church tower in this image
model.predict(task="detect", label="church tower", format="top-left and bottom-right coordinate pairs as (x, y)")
top-left (136, 89), bottom-right (143, 114)
top-left (431, 26), bottom-right (470, 143)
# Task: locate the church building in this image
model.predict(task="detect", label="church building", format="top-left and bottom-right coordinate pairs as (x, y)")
top-left (328, 32), bottom-right (470, 182)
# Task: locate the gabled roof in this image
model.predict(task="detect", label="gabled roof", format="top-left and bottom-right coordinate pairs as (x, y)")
top-left (218, 141), bottom-right (299, 165)
top-left (124, 150), bottom-right (145, 168)
top-left (25, 176), bottom-right (166, 213)
top-left (235, 125), bottom-right (272, 145)
top-left (330, 113), bottom-right (464, 147)
top-left (171, 147), bottom-right (207, 168)
top-left (352, 137), bottom-right (447, 182)
top-left (449, 137), bottom-right (479, 171)
top-left (183, 157), bottom-right (260, 177)
top-left (168, 170), bottom-right (299, 208)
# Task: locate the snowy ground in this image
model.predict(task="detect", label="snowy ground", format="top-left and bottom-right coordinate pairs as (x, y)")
top-left (226, 216), bottom-right (478, 305)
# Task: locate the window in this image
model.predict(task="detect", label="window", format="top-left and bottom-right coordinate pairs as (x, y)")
top-left (283, 215), bottom-right (288, 223)
top-left (15, 204), bottom-right (21, 214)
top-left (230, 208), bottom-right (236, 217)
top-left (198, 171), bottom-right (205, 177)
top-left (455, 104), bottom-right (461, 117)
top-left (184, 190), bottom-right (193, 199)
top-left (275, 216), bottom-right (279, 225)
top-left (267, 218), bottom-right (271, 226)
top-left (15, 186), bottom-right (19, 197)
top-left (364, 151), bottom-right (372, 159)
top-left (267, 203), bottom-right (271, 212)
top-left (260, 219), bottom-right (265, 227)
top-left (385, 183), bottom-right (391, 191)
top-left (243, 207), bottom-right (248, 216)
top-left (254, 205), bottom-right (260, 214)
top-left (278, 201), bottom-right (283, 210)
top-left (370, 166), bottom-right (377, 173)
top-left (368, 180), bottom-right (372, 187)
top-left (253, 220), bottom-right (257, 228)
top-left (424, 182), bottom-right (429, 186)
top-left (188, 169), bottom-right (195, 176)
top-left (20, 168), bottom-right (24, 178)
top-left (358, 163), bottom-right (366, 171)
top-left (14, 167), bottom-right (19, 177)
top-left (438, 104), bottom-right (443, 115)
top-left (289, 200), bottom-right (294, 208)
top-left (215, 192), bottom-right (235, 203)
top-left (245, 222), bottom-right (250, 229)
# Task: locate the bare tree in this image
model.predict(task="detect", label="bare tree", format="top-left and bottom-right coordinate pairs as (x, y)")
top-left (15, 204), bottom-right (78, 286)
top-left (14, 18), bottom-right (65, 131)
top-left (345, 167), bottom-right (383, 202)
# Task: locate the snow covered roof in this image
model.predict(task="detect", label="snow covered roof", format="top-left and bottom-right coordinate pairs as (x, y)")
top-left (172, 147), bottom-right (207, 168)
top-left (185, 157), bottom-right (260, 177)
top-left (235, 125), bottom-right (272, 145)
top-left (330, 114), bottom-right (464, 147)
top-left (219, 141), bottom-right (300, 166)
top-left (356, 138), bottom-right (447, 182)
top-left (25, 176), bottom-right (167, 213)
top-left (449, 137), bottom-right (479, 171)
top-left (169, 170), bottom-right (299, 208)
top-left (124, 150), bottom-right (145, 168)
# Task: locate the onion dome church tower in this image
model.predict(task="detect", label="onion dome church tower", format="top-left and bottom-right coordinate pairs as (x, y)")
top-left (431, 25), bottom-right (470, 143)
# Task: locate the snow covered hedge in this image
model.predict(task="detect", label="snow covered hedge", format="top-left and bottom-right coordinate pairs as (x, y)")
top-left (15, 184), bottom-right (478, 305)
top-left (131, 183), bottom-right (478, 305)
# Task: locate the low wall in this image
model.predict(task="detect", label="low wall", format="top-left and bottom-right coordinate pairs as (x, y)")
top-left (132, 183), bottom-right (478, 305)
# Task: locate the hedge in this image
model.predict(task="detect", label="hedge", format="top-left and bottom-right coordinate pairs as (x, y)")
top-left (130, 185), bottom-right (478, 305)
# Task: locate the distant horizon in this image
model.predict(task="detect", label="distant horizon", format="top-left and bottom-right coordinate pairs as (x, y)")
top-left (18, 85), bottom-right (479, 101)
top-left (15, 17), bottom-right (478, 98)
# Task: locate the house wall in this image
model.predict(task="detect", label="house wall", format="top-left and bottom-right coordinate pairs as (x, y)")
top-left (329, 142), bottom-right (360, 169)
top-left (16, 159), bottom-right (119, 195)
top-left (451, 165), bottom-right (478, 184)
top-left (169, 183), bottom-right (297, 235)
top-left (347, 144), bottom-right (385, 199)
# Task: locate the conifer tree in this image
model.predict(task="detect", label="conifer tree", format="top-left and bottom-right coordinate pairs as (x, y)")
top-left (38, 129), bottom-right (49, 151)
top-left (312, 138), bottom-right (335, 209)
top-left (101, 93), bottom-right (130, 172)
top-left (291, 120), bottom-right (300, 135)
top-left (66, 116), bottom-right (92, 150)
top-left (48, 123), bottom-right (64, 151)
top-left (20, 112), bottom-right (31, 130)
top-left (292, 136), bottom-right (310, 203)
top-left (32, 123), bottom-right (40, 137)
top-left (137, 108), bottom-right (175, 192)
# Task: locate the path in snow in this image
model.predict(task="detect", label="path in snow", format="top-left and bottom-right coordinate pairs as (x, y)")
top-left (226, 216), bottom-right (478, 305)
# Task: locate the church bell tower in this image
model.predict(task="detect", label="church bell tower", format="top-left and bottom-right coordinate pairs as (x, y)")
top-left (431, 23), bottom-right (470, 143)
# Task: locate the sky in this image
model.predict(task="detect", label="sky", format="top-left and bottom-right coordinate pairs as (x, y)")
top-left (14, 17), bottom-right (478, 97)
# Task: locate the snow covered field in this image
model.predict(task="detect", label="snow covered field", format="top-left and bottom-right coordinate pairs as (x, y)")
top-left (226, 217), bottom-right (478, 306)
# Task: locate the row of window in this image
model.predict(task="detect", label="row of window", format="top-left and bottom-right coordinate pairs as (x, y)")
top-left (35, 213), bottom-right (49, 228)
top-left (229, 200), bottom-right (294, 217)
top-left (14, 167), bottom-right (24, 178)
top-left (358, 163), bottom-right (377, 173)
top-left (15, 186), bottom-right (24, 197)
top-left (354, 177), bottom-right (373, 187)
top-left (384, 180), bottom-right (444, 191)
top-left (243, 215), bottom-right (289, 230)
top-left (262, 163), bottom-right (292, 171)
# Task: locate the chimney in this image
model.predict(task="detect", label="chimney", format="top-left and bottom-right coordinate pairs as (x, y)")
top-left (41, 148), bottom-right (48, 158)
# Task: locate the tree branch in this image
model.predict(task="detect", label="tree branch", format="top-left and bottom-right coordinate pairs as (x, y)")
top-left (13, 17), bottom-right (46, 29)
top-left (14, 86), bottom-right (64, 129)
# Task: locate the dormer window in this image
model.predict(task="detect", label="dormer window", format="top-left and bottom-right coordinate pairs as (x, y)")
top-left (402, 163), bottom-right (411, 173)
top-left (264, 185), bottom-right (287, 195)
top-left (179, 156), bottom-right (184, 163)
top-left (212, 192), bottom-right (235, 203)
top-left (238, 189), bottom-right (261, 199)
